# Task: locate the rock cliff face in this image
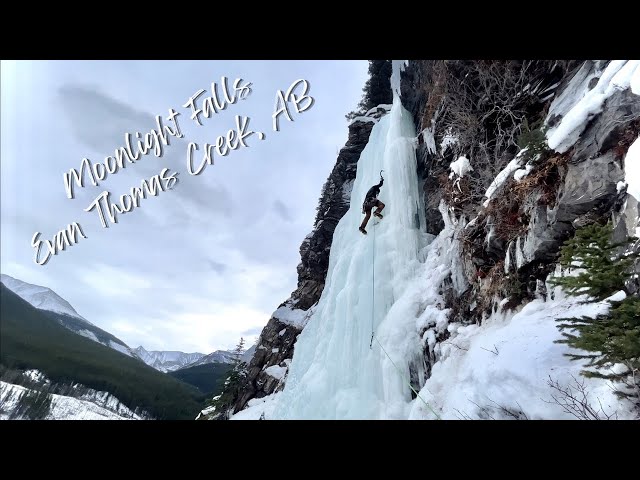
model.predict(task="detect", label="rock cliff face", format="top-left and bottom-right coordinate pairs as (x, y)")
top-left (398, 59), bottom-right (639, 359)
top-left (225, 60), bottom-right (639, 416)
top-left (230, 108), bottom-right (389, 412)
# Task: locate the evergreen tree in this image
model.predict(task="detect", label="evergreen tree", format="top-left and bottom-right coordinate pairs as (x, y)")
top-left (346, 60), bottom-right (393, 120)
top-left (549, 222), bottom-right (639, 301)
top-left (232, 337), bottom-right (246, 363)
top-left (209, 337), bottom-right (249, 419)
top-left (551, 221), bottom-right (640, 407)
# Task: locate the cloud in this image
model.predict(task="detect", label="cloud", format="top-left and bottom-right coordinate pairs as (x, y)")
top-left (241, 326), bottom-right (264, 337)
top-left (207, 259), bottom-right (227, 274)
top-left (77, 263), bottom-right (152, 298)
top-left (109, 300), bottom-right (270, 353)
top-left (272, 199), bottom-right (292, 222)
top-left (58, 85), bottom-right (156, 156)
top-left (1, 261), bottom-right (54, 291)
top-left (57, 84), bottom-right (234, 223)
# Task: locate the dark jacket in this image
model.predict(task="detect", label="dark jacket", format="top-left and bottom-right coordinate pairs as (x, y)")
top-left (362, 179), bottom-right (384, 212)
top-left (364, 178), bottom-right (384, 201)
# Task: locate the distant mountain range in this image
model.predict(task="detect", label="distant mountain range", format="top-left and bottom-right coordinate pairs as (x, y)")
top-left (0, 283), bottom-right (204, 419)
top-left (132, 347), bottom-right (206, 372)
top-left (133, 344), bottom-right (256, 372)
top-left (0, 274), bottom-right (257, 374)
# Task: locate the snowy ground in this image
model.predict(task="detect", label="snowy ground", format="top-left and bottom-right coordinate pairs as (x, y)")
top-left (0, 379), bottom-right (143, 420)
top-left (410, 286), bottom-right (636, 420)
top-left (230, 393), bottom-right (281, 420)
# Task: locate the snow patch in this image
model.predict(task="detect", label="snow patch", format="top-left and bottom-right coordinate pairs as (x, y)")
top-left (449, 156), bottom-right (473, 178)
top-left (624, 136), bottom-right (640, 202)
top-left (365, 104), bottom-right (392, 116)
top-left (342, 179), bottom-right (355, 202)
top-left (23, 369), bottom-right (48, 383)
top-left (350, 116), bottom-right (377, 125)
top-left (606, 290), bottom-right (626, 302)
top-left (514, 163), bottom-right (534, 181)
top-left (546, 61), bottom-right (604, 125)
top-left (264, 365), bottom-right (287, 381)
top-left (76, 329), bottom-right (99, 342)
top-left (230, 393), bottom-right (281, 420)
top-left (483, 156), bottom-right (523, 207)
top-left (109, 341), bottom-right (133, 357)
top-left (273, 305), bottom-right (311, 329)
top-left (440, 129), bottom-right (459, 153)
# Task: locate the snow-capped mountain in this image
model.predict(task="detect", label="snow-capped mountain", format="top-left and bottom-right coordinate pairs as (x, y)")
top-left (0, 274), bottom-right (134, 357)
top-left (1, 274), bottom-right (84, 320)
top-left (135, 344), bottom-right (257, 373)
top-left (184, 350), bottom-right (235, 367)
top-left (133, 346), bottom-right (206, 372)
top-left (183, 344), bottom-right (256, 368)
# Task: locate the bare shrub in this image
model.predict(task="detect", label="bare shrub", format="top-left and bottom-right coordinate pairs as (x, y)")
top-left (544, 375), bottom-right (619, 420)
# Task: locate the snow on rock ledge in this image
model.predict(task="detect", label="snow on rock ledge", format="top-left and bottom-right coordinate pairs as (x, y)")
top-left (264, 365), bottom-right (287, 381)
top-left (546, 60), bottom-right (640, 153)
top-left (272, 305), bottom-right (311, 329)
top-left (449, 156), bottom-right (472, 178)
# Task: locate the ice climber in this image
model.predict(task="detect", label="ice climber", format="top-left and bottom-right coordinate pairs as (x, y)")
top-left (359, 171), bottom-right (385, 235)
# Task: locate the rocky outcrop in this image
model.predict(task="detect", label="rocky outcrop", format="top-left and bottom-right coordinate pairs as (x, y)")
top-left (511, 70), bottom-right (640, 273)
top-left (400, 60), bottom-right (584, 237)
top-left (399, 59), bottom-right (639, 326)
top-left (229, 109), bottom-right (387, 413)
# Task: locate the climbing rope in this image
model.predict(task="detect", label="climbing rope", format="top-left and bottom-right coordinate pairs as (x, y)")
top-left (368, 221), bottom-right (441, 420)
top-left (372, 335), bottom-right (442, 420)
top-left (370, 221), bottom-right (376, 349)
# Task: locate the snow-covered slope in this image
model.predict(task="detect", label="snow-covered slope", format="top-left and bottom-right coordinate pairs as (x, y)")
top-left (0, 274), bottom-right (135, 358)
top-left (0, 370), bottom-right (145, 420)
top-left (409, 285), bottom-right (636, 420)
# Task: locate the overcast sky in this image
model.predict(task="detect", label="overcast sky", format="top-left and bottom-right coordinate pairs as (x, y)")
top-left (1, 60), bottom-right (369, 353)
